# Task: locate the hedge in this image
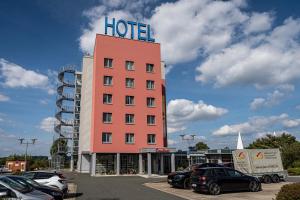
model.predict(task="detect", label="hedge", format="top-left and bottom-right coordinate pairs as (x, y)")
top-left (276, 183), bottom-right (300, 200)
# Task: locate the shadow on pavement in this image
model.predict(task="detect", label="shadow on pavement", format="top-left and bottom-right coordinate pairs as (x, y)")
top-left (64, 192), bottom-right (83, 199)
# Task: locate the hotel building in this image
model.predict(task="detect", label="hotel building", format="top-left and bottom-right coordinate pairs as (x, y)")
top-left (77, 34), bottom-right (176, 176)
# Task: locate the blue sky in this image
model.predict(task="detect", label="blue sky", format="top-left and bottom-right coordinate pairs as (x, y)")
top-left (0, 0), bottom-right (300, 156)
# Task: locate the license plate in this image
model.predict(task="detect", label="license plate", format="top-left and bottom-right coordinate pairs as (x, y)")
top-left (192, 184), bottom-right (197, 187)
top-left (168, 179), bottom-right (172, 183)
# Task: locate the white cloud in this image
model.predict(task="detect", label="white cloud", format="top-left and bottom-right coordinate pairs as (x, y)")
top-left (296, 105), bottom-right (300, 110)
top-left (79, 0), bottom-right (251, 65)
top-left (282, 119), bottom-right (300, 128)
top-left (250, 84), bottom-right (294, 110)
top-left (0, 59), bottom-right (55, 95)
top-left (213, 113), bottom-right (300, 136)
top-left (39, 117), bottom-right (57, 133)
top-left (244, 12), bottom-right (273, 34)
top-left (150, 0), bottom-right (248, 64)
top-left (196, 18), bottom-right (300, 88)
top-left (167, 99), bottom-right (227, 133)
top-left (0, 93), bottom-right (10, 102)
top-left (168, 139), bottom-right (178, 146)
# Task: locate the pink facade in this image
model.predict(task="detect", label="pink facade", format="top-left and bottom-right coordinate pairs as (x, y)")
top-left (90, 34), bottom-right (167, 153)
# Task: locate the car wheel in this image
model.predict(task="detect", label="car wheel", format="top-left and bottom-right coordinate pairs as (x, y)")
top-left (183, 178), bottom-right (191, 189)
top-left (209, 183), bottom-right (221, 195)
top-left (263, 175), bottom-right (272, 184)
top-left (271, 175), bottom-right (280, 183)
top-left (249, 181), bottom-right (259, 192)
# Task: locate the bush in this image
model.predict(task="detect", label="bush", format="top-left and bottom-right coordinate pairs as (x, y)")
top-left (292, 160), bottom-right (300, 168)
top-left (288, 168), bottom-right (300, 175)
top-left (276, 183), bottom-right (300, 200)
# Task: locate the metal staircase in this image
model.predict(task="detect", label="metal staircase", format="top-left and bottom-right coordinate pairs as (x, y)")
top-left (52, 66), bottom-right (76, 169)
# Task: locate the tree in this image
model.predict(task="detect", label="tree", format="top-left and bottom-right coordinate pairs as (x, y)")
top-left (50, 139), bottom-right (68, 156)
top-left (247, 133), bottom-right (297, 150)
top-left (195, 141), bottom-right (209, 150)
top-left (247, 133), bottom-right (300, 169)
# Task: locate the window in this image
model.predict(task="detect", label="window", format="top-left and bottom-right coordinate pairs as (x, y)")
top-left (126, 78), bottom-right (135, 88)
top-left (146, 63), bottom-right (154, 73)
top-left (147, 97), bottom-right (155, 107)
top-left (102, 132), bottom-right (112, 143)
top-left (125, 133), bottom-right (134, 144)
top-left (103, 94), bottom-right (112, 104)
top-left (146, 80), bottom-right (155, 89)
top-left (147, 134), bottom-right (156, 144)
top-left (104, 58), bottom-right (113, 68)
top-left (147, 115), bottom-right (155, 125)
top-left (214, 168), bottom-right (227, 177)
top-left (103, 112), bottom-right (112, 123)
top-left (35, 172), bottom-right (54, 179)
top-left (125, 61), bottom-right (134, 71)
top-left (125, 114), bottom-right (135, 124)
top-left (125, 96), bottom-right (134, 105)
top-left (104, 76), bottom-right (113, 86)
top-left (226, 169), bottom-right (243, 177)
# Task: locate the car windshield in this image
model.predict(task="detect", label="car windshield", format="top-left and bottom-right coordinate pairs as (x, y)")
top-left (0, 177), bottom-right (32, 193)
top-left (22, 172), bottom-right (35, 179)
top-left (9, 176), bottom-right (40, 188)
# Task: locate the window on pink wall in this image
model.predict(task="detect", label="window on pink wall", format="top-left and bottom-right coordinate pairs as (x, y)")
top-left (103, 94), bottom-right (112, 104)
top-left (125, 96), bottom-right (134, 105)
top-left (146, 63), bottom-right (154, 73)
top-left (147, 115), bottom-right (155, 125)
top-left (102, 132), bottom-right (112, 143)
top-left (147, 134), bottom-right (156, 144)
top-left (104, 58), bottom-right (113, 68)
top-left (125, 114), bottom-right (135, 124)
top-left (125, 61), bottom-right (134, 71)
top-left (126, 78), bottom-right (135, 88)
top-left (103, 112), bottom-right (112, 123)
top-left (125, 133), bottom-right (135, 144)
top-left (147, 97), bottom-right (155, 107)
top-left (146, 80), bottom-right (155, 89)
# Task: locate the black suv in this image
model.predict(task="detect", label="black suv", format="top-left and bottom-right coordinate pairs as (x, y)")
top-left (167, 163), bottom-right (221, 189)
top-left (191, 167), bottom-right (261, 195)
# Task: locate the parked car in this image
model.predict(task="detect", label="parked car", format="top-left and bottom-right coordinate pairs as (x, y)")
top-left (191, 167), bottom-right (261, 195)
top-left (6, 175), bottom-right (64, 200)
top-left (23, 171), bottom-right (68, 194)
top-left (167, 163), bottom-right (222, 189)
top-left (0, 176), bottom-right (54, 200)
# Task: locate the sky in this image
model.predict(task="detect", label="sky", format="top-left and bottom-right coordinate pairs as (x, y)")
top-left (0, 0), bottom-right (300, 156)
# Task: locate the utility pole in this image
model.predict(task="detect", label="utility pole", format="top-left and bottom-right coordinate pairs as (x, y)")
top-left (18, 138), bottom-right (37, 171)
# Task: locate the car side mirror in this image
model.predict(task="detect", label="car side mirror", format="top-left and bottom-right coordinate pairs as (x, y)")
top-left (0, 191), bottom-right (8, 197)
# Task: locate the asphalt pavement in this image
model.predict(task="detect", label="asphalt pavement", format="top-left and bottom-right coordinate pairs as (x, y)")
top-left (64, 172), bottom-right (300, 200)
top-left (66, 172), bottom-right (184, 200)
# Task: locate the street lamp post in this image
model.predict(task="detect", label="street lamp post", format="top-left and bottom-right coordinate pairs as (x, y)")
top-left (18, 138), bottom-right (37, 171)
top-left (180, 134), bottom-right (196, 167)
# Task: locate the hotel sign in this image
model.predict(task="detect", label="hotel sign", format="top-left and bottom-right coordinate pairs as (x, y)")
top-left (105, 17), bottom-right (155, 42)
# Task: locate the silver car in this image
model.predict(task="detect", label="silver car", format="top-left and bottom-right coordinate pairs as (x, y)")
top-left (0, 176), bottom-right (54, 200)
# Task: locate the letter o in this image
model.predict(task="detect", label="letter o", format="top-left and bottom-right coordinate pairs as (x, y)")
top-left (116, 20), bottom-right (128, 37)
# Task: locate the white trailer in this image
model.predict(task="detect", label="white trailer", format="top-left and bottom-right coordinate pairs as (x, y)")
top-left (232, 149), bottom-right (288, 183)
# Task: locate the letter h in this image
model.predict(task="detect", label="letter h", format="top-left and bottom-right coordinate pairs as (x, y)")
top-left (105, 17), bottom-right (115, 36)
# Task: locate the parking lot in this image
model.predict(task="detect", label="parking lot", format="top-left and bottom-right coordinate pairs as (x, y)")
top-left (144, 181), bottom-right (291, 200)
top-left (65, 172), bottom-right (300, 200)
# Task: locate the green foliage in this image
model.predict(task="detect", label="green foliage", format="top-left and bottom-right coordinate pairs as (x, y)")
top-left (247, 133), bottom-right (300, 169)
top-left (195, 141), bottom-right (209, 150)
top-left (276, 183), bottom-right (300, 200)
top-left (0, 155), bottom-right (49, 170)
top-left (248, 133), bottom-right (297, 149)
top-left (292, 161), bottom-right (300, 168)
top-left (50, 138), bottom-right (68, 156)
top-left (288, 168), bottom-right (300, 176)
